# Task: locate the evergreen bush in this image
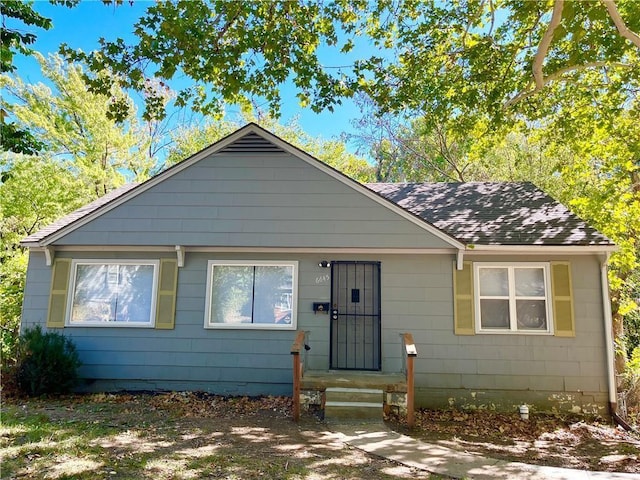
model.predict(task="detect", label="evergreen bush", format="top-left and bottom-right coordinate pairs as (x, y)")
top-left (16, 326), bottom-right (81, 396)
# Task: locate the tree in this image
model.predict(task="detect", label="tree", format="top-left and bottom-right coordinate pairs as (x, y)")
top-left (2, 53), bottom-right (158, 195)
top-left (1, 0), bottom-right (80, 153)
top-left (67, 0), bottom-right (639, 129)
top-left (0, 154), bottom-right (86, 363)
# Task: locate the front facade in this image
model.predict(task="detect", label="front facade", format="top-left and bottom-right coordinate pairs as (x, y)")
top-left (21, 124), bottom-right (616, 415)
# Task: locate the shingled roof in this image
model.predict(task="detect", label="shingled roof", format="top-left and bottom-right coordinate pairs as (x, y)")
top-left (21, 183), bottom-right (138, 245)
top-left (20, 124), bottom-right (612, 250)
top-left (367, 182), bottom-right (613, 246)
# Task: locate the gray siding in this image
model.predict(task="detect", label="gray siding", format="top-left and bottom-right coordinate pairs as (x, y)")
top-left (22, 250), bottom-right (609, 413)
top-left (55, 153), bottom-right (451, 249)
top-left (410, 254), bottom-right (609, 414)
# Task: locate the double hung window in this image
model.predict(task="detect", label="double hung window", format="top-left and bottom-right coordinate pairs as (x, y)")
top-left (474, 263), bottom-right (552, 334)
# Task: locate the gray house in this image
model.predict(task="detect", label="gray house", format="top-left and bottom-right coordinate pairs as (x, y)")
top-left (21, 123), bottom-right (617, 417)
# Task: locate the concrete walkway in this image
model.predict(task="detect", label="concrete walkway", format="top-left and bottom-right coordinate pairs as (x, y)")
top-left (326, 422), bottom-right (640, 480)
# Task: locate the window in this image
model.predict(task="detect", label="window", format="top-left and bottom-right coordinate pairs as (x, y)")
top-left (474, 263), bottom-right (552, 334)
top-left (67, 260), bottom-right (159, 327)
top-left (205, 261), bottom-right (297, 329)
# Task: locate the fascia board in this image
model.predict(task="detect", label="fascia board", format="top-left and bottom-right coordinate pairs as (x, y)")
top-left (42, 245), bottom-right (459, 254)
top-left (36, 123), bottom-right (464, 250)
top-left (467, 244), bottom-right (618, 254)
top-left (31, 124), bottom-right (265, 247)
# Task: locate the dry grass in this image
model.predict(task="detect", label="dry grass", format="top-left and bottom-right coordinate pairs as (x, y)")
top-left (1, 393), bottom-right (434, 480)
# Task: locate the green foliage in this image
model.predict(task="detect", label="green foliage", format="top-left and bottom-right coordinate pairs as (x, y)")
top-left (629, 347), bottom-right (640, 375)
top-left (0, 155), bottom-right (88, 365)
top-left (0, 250), bottom-right (27, 365)
top-left (1, 53), bottom-right (169, 364)
top-left (1, 0), bottom-right (53, 73)
top-left (1, 0), bottom-right (80, 154)
top-left (71, 0), bottom-right (639, 130)
top-left (16, 325), bottom-right (81, 396)
top-left (2, 53), bottom-right (157, 194)
top-left (0, 122), bottom-right (44, 155)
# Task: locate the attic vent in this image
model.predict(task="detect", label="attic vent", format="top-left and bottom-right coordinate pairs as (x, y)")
top-left (219, 132), bottom-right (285, 153)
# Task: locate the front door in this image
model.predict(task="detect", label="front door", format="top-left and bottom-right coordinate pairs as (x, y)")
top-left (330, 261), bottom-right (381, 370)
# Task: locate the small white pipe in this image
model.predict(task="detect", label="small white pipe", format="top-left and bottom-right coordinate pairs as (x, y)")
top-left (600, 253), bottom-right (617, 407)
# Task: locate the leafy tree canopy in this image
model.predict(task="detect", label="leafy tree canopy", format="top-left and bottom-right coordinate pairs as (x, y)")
top-left (1, 0), bottom-right (80, 154)
top-left (66, 0), bottom-right (639, 129)
top-left (2, 53), bottom-right (160, 195)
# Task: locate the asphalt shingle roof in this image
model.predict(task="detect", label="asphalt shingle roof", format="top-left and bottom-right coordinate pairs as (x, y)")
top-left (366, 182), bottom-right (613, 246)
top-left (22, 183), bottom-right (138, 245)
top-left (19, 123), bottom-right (612, 249)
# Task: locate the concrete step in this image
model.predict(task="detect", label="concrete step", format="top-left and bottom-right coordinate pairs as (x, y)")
top-left (324, 387), bottom-right (383, 420)
top-left (325, 387), bottom-right (383, 404)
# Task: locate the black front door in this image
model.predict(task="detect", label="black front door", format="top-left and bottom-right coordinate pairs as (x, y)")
top-left (330, 261), bottom-right (381, 370)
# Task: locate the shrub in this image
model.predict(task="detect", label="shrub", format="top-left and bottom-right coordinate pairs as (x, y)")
top-left (16, 326), bottom-right (81, 396)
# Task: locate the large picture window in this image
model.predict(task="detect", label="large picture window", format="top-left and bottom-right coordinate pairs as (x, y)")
top-left (205, 261), bottom-right (297, 329)
top-left (68, 260), bottom-right (159, 327)
top-left (474, 263), bottom-right (552, 334)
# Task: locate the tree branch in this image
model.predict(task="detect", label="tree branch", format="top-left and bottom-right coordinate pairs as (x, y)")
top-left (601, 0), bottom-right (640, 49)
top-left (504, 61), bottom-right (631, 108)
top-left (533, 0), bottom-right (564, 90)
top-left (461, 0), bottom-right (486, 48)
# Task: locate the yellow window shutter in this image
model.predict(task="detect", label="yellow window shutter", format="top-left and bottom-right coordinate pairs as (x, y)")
top-left (155, 258), bottom-right (178, 329)
top-left (551, 261), bottom-right (575, 337)
top-left (453, 261), bottom-right (475, 335)
top-left (47, 258), bottom-right (71, 328)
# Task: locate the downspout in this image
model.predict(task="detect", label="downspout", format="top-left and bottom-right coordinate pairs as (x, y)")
top-left (600, 253), bottom-right (631, 429)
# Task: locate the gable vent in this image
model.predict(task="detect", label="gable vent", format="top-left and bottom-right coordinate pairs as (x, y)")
top-left (219, 132), bottom-right (286, 153)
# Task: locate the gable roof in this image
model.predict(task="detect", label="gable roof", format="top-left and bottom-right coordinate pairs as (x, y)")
top-left (367, 182), bottom-right (613, 246)
top-left (21, 124), bottom-right (613, 251)
top-left (22, 183), bottom-right (139, 245)
top-left (21, 123), bottom-right (463, 249)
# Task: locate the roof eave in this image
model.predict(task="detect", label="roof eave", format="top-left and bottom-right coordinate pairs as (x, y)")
top-left (29, 123), bottom-right (465, 250)
top-left (466, 244), bottom-right (617, 254)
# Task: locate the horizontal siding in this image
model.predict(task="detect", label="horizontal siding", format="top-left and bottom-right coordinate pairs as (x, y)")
top-left (22, 250), bottom-right (608, 409)
top-left (55, 152), bottom-right (452, 249)
top-left (21, 252), bottom-right (51, 330)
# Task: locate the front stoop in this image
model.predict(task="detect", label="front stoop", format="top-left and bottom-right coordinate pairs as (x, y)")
top-left (324, 387), bottom-right (384, 420)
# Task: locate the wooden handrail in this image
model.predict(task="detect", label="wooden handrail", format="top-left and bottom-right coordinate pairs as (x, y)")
top-left (402, 332), bottom-right (417, 428)
top-left (291, 330), bottom-right (306, 355)
top-left (291, 330), bottom-right (306, 421)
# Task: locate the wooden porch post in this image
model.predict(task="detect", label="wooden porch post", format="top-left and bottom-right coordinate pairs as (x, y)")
top-left (291, 330), bottom-right (306, 422)
top-left (403, 333), bottom-right (417, 428)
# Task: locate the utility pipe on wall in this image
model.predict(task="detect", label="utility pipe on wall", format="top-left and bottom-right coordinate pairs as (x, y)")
top-left (600, 254), bottom-right (617, 412)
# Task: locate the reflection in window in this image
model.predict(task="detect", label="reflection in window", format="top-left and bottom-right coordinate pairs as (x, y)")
top-left (476, 265), bottom-right (550, 333)
top-left (70, 262), bottom-right (156, 325)
top-left (207, 262), bottom-right (296, 328)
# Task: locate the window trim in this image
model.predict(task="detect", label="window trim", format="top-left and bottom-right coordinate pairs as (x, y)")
top-left (473, 262), bottom-right (554, 335)
top-left (204, 260), bottom-right (298, 330)
top-left (66, 259), bottom-right (160, 328)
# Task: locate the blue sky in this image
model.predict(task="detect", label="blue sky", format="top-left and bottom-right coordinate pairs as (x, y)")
top-left (12, 1), bottom-right (366, 147)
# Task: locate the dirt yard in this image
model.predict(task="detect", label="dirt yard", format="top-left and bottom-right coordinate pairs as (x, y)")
top-left (2, 392), bottom-right (639, 479)
top-left (391, 407), bottom-right (640, 474)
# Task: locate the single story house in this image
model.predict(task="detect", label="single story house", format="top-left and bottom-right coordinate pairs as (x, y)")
top-left (21, 123), bottom-right (617, 416)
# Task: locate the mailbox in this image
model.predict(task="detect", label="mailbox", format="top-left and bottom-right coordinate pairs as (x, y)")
top-left (312, 302), bottom-right (330, 313)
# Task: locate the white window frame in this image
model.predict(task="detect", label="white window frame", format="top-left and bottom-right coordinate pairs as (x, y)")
top-left (204, 260), bottom-right (298, 330)
top-left (66, 259), bottom-right (159, 328)
top-left (473, 262), bottom-right (553, 335)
